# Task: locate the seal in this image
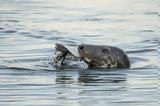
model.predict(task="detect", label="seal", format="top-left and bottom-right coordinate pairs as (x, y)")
top-left (78, 44), bottom-right (130, 68)
top-left (54, 43), bottom-right (130, 69)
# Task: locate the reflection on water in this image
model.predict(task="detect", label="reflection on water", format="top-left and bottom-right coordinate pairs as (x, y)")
top-left (0, 0), bottom-right (159, 106)
top-left (0, 69), bottom-right (158, 106)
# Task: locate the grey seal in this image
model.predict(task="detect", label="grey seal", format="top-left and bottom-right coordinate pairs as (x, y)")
top-left (54, 43), bottom-right (130, 69)
top-left (78, 44), bottom-right (130, 68)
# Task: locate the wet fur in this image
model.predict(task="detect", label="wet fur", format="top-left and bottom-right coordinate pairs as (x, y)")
top-left (78, 44), bottom-right (130, 68)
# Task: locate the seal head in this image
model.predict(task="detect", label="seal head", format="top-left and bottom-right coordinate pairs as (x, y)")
top-left (78, 44), bottom-right (130, 68)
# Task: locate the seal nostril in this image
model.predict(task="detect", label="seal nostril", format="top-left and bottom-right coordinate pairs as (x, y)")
top-left (79, 45), bottom-right (84, 50)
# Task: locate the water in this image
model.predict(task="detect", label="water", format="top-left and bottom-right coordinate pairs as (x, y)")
top-left (0, 0), bottom-right (159, 105)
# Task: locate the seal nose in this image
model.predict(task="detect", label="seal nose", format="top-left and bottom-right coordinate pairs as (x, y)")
top-left (79, 45), bottom-right (84, 50)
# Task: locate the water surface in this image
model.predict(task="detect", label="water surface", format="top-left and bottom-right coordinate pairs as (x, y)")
top-left (0, 0), bottom-right (159, 106)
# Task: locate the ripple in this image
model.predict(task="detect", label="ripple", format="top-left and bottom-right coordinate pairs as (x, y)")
top-left (144, 12), bottom-right (159, 15)
top-left (46, 36), bottom-right (65, 41)
top-left (84, 18), bottom-right (105, 22)
top-left (19, 31), bottom-right (32, 35)
top-left (22, 33), bottom-right (44, 39)
top-left (81, 34), bottom-right (103, 38)
top-left (130, 57), bottom-right (148, 63)
top-left (0, 67), bottom-right (36, 72)
top-left (83, 18), bottom-right (126, 23)
top-left (0, 11), bottom-right (19, 15)
top-left (2, 30), bottom-right (17, 33)
top-left (0, 27), bottom-right (5, 30)
top-left (60, 39), bottom-right (78, 44)
top-left (9, 58), bottom-right (40, 63)
top-left (21, 30), bottom-right (63, 40)
top-left (138, 29), bottom-right (154, 32)
top-left (0, 19), bottom-right (19, 22)
top-left (126, 49), bottom-right (156, 54)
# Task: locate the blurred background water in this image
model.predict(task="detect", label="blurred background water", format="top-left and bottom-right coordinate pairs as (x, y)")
top-left (0, 0), bottom-right (159, 106)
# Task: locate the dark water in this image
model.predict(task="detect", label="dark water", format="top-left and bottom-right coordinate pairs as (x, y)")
top-left (0, 0), bottom-right (159, 106)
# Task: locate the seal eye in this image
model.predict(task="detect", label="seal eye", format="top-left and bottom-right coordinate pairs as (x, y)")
top-left (102, 49), bottom-right (109, 54)
top-left (79, 45), bottom-right (84, 50)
